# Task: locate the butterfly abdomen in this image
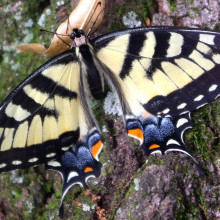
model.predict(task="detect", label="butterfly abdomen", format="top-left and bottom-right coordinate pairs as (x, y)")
top-left (79, 45), bottom-right (103, 100)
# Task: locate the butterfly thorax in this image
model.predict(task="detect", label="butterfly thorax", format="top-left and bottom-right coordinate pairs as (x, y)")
top-left (70, 29), bottom-right (103, 100)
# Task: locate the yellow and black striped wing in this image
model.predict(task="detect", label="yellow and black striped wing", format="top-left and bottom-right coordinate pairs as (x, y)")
top-left (0, 50), bottom-right (80, 172)
top-left (93, 27), bottom-right (220, 117)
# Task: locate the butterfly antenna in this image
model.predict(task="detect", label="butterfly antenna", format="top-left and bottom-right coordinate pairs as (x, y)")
top-left (40, 29), bottom-right (71, 47)
top-left (85, 6), bottom-right (105, 37)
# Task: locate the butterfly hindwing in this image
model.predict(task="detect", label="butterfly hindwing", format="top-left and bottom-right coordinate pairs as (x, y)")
top-left (127, 113), bottom-right (192, 155)
top-left (126, 113), bottom-right (204, 174)
top-left (0, 49), bottom-right (81, 172)
top-left (93, 27), bottom-right (220, 117)
top-left (46, 130), bottom-right (103, 217)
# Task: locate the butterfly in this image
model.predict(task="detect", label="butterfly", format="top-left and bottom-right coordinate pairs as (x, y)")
top-left (0, 26), bottom-right (219, 216)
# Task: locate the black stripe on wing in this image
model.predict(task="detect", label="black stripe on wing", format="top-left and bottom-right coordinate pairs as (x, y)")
top-left (0, 49), bottom-right (80, 172)
top-left (0, 50), bottom-right (76, 111)
top-left (30, 74), bottom-right (77, 99)
top-left (144, 33), bottom-right (220, 116)
top-left (93, 27), bottom-right (220, 116)
top-left (0, 129), bottom-right (79, 172)
top-left (119, 31), bottom-right (146, 79)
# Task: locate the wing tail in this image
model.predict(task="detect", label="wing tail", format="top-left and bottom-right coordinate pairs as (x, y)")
top-left (126, 113), bottom-right (204, 174)
top-left (46, 130), bottom-right (103, 217)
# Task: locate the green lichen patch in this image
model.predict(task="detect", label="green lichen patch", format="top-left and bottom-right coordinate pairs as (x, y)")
top-left (168, 0), bottom-right (177, 13)
top-left (106, 0), bottom-right (156, 31)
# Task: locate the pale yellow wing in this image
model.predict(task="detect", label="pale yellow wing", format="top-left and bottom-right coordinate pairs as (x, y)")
top-left (0, 50), bottom-right (81, 171)
top-left (93, 27), bottom-right (220, 117)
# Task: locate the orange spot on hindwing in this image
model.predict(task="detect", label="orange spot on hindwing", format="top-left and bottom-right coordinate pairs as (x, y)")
top-left (84, 167), bottom-right (94, 173)
top-left (91, 140), bottom-right (103, 161)
top-left (149, 144), bottom-right (160, 150)
top-left (128, 128), bottom-right (144, 143)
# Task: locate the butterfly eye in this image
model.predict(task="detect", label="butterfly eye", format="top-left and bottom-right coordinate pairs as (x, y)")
top-left (70, 33), bottom-right (76, 39)
top-left (78, 30), bottom-right (84, 36)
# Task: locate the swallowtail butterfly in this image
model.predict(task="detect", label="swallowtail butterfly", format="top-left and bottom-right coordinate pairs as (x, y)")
top-left (0, 26), bottom-right (219, 216)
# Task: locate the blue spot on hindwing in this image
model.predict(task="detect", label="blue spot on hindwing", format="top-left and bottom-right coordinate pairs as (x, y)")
top-left (143, 116), bottom-right (158, 125)
top-left (61, 142), bottom-right (93, 169)
top-left (77, 147), bottom-right (94, 167)
top-left (87, 131), bottom-right (102, 149)
top-left (126, 119), bottom-right (143, 130)
top-left (61, 152), bottom-right (78, 168)
top-left (144, 124), bottom-right (164, 143)
top-left (143, 116), bottom-right (175, 143)
top-left (159, 117), bottom-right (175, 138)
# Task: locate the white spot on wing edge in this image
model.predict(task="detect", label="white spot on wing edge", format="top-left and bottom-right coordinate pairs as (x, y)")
top-left (67, 171), bottom-right (79, 183)
top-left (150, 150), bottom-right (162, 155)
top-left (180, 111), bottom-right (189, 115)
top-left (85, 175), bottom-right (96, 184)
top-left (199, 34), bottom-right (215, 45)
top-left (209, 84), bottom-right (217, 92)
top-left (177, 103), bottom-right (187, 109)
top-left (12, 160), bottom-right (22, 165)
top-left (62, 147), bottom-right (69, 151)
top-left (196, 103), bottom-right (207, 109)
top-left (215, 94), bottom-right (220, 99)
top-left (178, 113), bottom-right (192, 143)
top-left (176, 118), bottom-right (188, 128)
top-left (166, 139), bottom-right (181, 146)
top-left (194, 95), bottom-right (204, 101)
top-left (47, 161), bottom-right (61, 167)
top-left (28, 158), bottom-right (38, 163)
top-left (162, 108), bottom-right (170, 114)
top-left (0, 163), bottom-right (6, 168)
top-left (46, 153), bottom-right (56, 158)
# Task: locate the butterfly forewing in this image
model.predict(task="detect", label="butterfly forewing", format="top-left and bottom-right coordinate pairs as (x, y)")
top-left (0, 50), bottom-right (81, 172)
top-left (93, 27), bottom-right (220, 117)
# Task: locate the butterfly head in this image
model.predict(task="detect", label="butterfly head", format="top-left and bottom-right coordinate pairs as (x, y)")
top-left (70, 29), bottom-right (88, 48)
top-left (70, 29), bottom-right (85, 39)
